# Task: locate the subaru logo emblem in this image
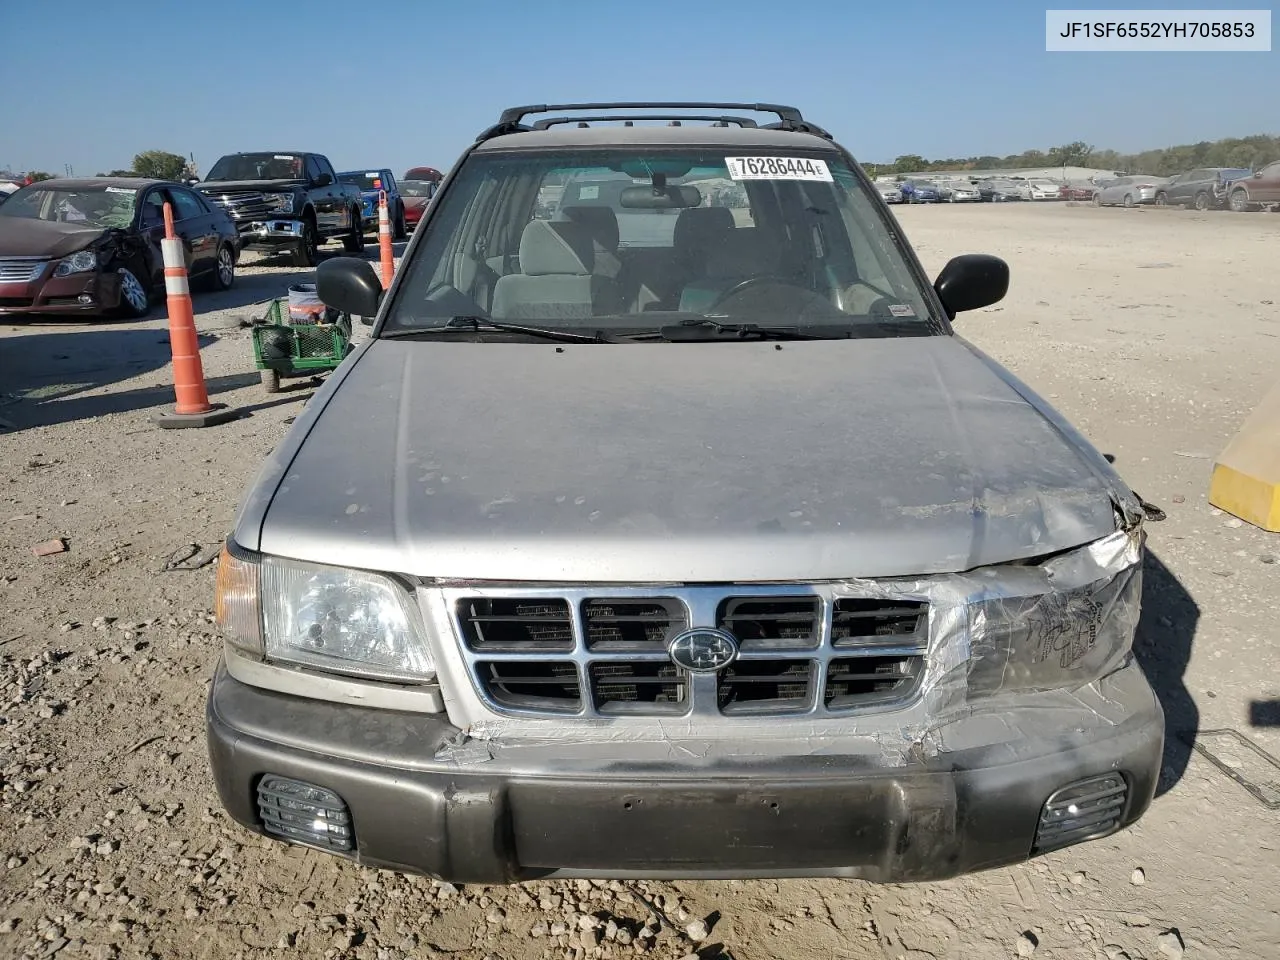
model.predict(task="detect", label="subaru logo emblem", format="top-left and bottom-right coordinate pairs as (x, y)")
top-left (668, 628), bottom-right (738, 673)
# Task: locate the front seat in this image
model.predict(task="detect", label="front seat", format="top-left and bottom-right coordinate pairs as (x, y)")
top-left (678, 228), bottom-right (782, 313)
top-left (490, 219), bottom-right (622, 322)
top-left (560, 206), bottom-right (622, 280)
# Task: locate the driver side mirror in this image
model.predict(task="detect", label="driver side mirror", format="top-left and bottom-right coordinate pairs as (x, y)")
top-left (1255, 171), bottom-right (1264, 178)
top-left (317, 257), bottom-right (382, 323)
top-left (933, 254), bottom-right (1009, 319)
top-left (314, 172), bottom-right (334, 187)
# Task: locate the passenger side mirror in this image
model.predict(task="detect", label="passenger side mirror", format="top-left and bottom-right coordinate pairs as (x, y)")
top-left (933, 254), bottom-right (1009, 319)
top-left (315, 172), bottom-right (334, 187)
top-left (317, 257), bottom-right (382, 320)
top-left (1255, 171), bottom-right (1263, 178)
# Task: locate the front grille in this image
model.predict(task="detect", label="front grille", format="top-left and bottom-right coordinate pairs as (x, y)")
top-left (204, 190), bottom-right (270, 221)
top-left (450, 588), bottom-right (929, 719)
top-left (1033, 774), bottom-right (1128, 854)
top-left (0, 258), bottom-right (46, 284)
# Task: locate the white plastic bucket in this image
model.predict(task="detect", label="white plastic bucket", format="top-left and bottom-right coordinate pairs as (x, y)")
top-left (287, 283), bottom-right (325, 324)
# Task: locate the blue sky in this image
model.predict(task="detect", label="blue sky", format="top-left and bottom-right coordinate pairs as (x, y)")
top-left (2, 0), bottom-right (1274, 177)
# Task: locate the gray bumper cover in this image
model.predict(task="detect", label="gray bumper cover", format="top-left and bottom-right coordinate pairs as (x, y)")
top-left (206, 660), bottom-right (1163, 884)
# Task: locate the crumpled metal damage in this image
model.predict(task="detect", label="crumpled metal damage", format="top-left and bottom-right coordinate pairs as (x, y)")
top-left (432, 525), bottom-right (1145, 769)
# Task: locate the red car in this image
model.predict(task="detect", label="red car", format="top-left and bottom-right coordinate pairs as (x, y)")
top-left (398, 179), bottom-right (436, 231)
top-left (1059, 184), bottom-right (1096, 201)
top-left (399, 167), bottom-right (443, 231)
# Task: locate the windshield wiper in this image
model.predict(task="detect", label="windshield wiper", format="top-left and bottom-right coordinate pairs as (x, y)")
top-left (653, 318), bottom-right (829, 341)
top-left (381, 316), bottom-right (618, 343)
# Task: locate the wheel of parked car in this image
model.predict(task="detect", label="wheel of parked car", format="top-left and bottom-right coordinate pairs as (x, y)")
top-left (1123, 193), bottom-right (1134, 208)
top-left (393, 204), bottom-right (408, 241)
top-left (292, 216), bottom-right (319, 267)
top-left (211, 244), bottom-right (236, 291)
top-left (1229, 188), bottom-right (1252, 213)
top-left (1091, 192), bottom-right (1102, 206)
top-left (114, 266), bottom-right (151, 319)
top-left (343, 209), bottom-right (365, 253)
top-left (1193, 191), bottom-right (1211, 211)
top-left (1154, 192), bottom-right (1168, 206)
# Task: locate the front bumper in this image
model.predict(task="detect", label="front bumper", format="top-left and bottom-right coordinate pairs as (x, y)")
top-left (0, 267), bottom-right (122, 316)
top-left (238, 220), bottom-right (306, 244)
top-left (207, 658), bottom-right (1163, 884)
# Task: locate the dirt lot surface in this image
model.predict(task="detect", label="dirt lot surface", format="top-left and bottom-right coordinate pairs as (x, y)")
top-left (2, 205), bottom-right (1279, 960)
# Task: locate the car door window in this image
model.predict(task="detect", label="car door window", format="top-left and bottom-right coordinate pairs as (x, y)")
top-left (171, 188), bottom-right (205, 222)
top-left (138, 189), bottom-right (168, 228)
top-left (305, 156), bottom-right (324, 183)
top-left (317, 157), bottom-right (338, 182)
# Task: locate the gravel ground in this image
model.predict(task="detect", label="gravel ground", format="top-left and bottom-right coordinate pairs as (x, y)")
top-left (2, 205), bottom-right (1279, 960)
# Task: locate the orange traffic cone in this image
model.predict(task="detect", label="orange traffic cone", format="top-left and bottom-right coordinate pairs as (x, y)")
top-left (152, 202), bottom-right (239, 429)
top-left (378, 190), bottom-right (394, 289)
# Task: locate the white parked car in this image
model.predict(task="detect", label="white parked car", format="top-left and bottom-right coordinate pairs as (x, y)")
top-left (1027, 180), bottom-right (1061, 200)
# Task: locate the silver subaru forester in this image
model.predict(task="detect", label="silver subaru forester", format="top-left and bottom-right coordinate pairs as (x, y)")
top-left (208, 102), bottom-right (1163, 884)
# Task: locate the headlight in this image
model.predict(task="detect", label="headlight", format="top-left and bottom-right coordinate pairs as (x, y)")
top-left (965, 528), bottom-right (1142, 697)
top-left (213, 546), bottom-right (434, 683)
top-left (261, 556), bottom-right (434, 683)
top-left (263, 193), bottom-right (295, 214)
top-left (53, 249), bottom-right (97, 277)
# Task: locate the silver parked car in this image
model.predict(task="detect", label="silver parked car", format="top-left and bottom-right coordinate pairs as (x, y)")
top-left (944, 180), bottom-right (981, 202)
top-left (207, 101), bottom-right (1163, 885)
top-left (1092, 175), bottom-right (1167, 207)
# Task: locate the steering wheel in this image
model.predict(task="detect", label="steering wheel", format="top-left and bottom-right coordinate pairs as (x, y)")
top-left (704, 275), bottom-right (809, 313)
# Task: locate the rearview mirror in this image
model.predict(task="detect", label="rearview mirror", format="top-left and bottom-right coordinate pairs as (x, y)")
top-left (315, 172), bottom-right (334, 187)
top-left (317, 257), bottom-right (382, 320)
top-left (933, 254), bottom-right (1009, 319)
top-left (619, 184), bottom-right (702, 209)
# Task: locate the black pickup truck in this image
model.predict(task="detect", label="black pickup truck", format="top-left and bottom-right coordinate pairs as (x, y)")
top-left (194, 152), bottom-right (364, 266)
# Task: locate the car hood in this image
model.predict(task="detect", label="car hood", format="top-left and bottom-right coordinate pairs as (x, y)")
top-left (244, 335), bottom-right (1137, 583)
top-left (0, 216), bottom-right (106, 258)
top-left (195, 179), bottom-right (305, 194)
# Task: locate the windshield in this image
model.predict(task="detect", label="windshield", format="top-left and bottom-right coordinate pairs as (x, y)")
top-left (400, 179), bottom-right (435, 198)
top-left (339, 171), bottom-right (388, 191)
top-left (205, 153), bottom-right (304, 181)
top-left (0, 184), bottom-right (137, 228)
top-left (383, 147), bottom-right (937, 337)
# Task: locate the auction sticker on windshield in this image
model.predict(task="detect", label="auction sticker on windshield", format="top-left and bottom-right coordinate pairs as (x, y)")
top-left (726, 157), bottom-right (833, 181)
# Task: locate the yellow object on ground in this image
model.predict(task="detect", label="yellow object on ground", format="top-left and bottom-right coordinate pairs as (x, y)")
top-left (1208, 381), bottom-right (1280, 532)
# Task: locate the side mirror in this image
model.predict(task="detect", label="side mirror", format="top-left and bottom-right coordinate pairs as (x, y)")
top-left (1255, 171), bottom-right (1263, 178)
top-left (317, 257), bottom-right (382, 320)
top-left (314, 172), bottom-right (334, 187)
top-left (933, 254), bottom-right (1009, 319)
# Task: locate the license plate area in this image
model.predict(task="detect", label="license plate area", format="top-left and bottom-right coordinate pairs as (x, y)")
top-left (510, 779), bottom-right (902, 870)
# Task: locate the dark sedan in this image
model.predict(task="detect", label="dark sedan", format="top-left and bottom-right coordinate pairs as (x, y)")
top-left (0, 178), bottom-right (240, 318)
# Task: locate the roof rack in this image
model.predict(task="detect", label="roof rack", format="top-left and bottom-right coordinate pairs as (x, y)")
top-left (530, 114), bottom-right (761, 131)
top-left (476, 102), bottom-right (831, 141)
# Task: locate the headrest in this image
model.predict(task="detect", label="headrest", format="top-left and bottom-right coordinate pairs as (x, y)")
top-left (673, 206), bottom-right (735, 252)
top-left (560, 206), bottom-right (619, 253)
top-left (518, 219), bottom-right (595, 276)
top-left (704, 228), bottom-right (780, 279)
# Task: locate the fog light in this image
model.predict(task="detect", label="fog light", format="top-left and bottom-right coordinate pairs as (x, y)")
top-left (256, 775), bottom-right (353, 852)
top-left (1033, 774), bottom-right (1127, 854)
top-left (77, 294), bottom-right (94, 304)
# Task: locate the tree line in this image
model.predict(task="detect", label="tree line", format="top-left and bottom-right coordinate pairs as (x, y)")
top-left (865, 133), bottom-right (1280, 177)
top-left (2, 150), bottom-right (193, 184)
